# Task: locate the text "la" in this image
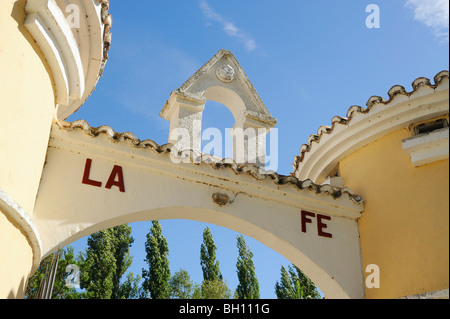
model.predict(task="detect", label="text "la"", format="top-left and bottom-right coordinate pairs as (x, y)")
top-left (82, 158), bottom-right (125, 193)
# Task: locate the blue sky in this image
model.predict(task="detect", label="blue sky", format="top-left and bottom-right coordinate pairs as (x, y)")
top-left (67, 0), bottom-right (449, 298)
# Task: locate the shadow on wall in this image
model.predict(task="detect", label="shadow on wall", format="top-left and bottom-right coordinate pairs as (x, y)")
top-left (7, 276), bottom-right (26, 299)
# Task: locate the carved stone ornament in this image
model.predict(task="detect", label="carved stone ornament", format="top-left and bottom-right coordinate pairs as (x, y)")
top-left (216, 64), bottom-right (235, 83)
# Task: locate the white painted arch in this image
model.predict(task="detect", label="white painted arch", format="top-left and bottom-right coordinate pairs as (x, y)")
top-left (49, 206), bottom-right (359, 299)
top-left (31, 121), bottom-right (365, 299)
top-left (203, 86), bottom-right (247, 126)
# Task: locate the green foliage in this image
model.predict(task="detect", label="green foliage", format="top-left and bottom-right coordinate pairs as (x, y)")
top-left (80, 229), bottom-right (116, 298)
top-left (142, 221), bottom-right (171, 299)
top-left (235, 235), bottom-right (260, 299)
top-left (79, 224), bottom-right (136, 299)
top-left (26, 224), bottom-right (138, 299)
top-left (110, 225), bottom-right (135, 299)
top-left (200, 226), bottom-right (222, 282)
top-left (199, 226), bottom-right (231, 299)
top-left (192, 284), bottom-right (202, 299)
top-left (117, 272), bottom-right (142, 299)
top-left (25, 247), bottom-right (79, 299)
top-left (27, 222), bottom-right (323, 300)
top-left (200, 279), bottom-right (232, 299)
top-left (169, 268), bottom-right (194, 299)
top-left (274, 264), bottom-right (321, 299)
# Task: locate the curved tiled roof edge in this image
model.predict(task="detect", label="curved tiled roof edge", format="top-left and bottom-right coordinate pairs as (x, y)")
top-left (56, 119), bottom-right (173, 153)
top-left (55, 120), bottom-right (363, 204)
top-left (292, 70), bottom-right (449, 173)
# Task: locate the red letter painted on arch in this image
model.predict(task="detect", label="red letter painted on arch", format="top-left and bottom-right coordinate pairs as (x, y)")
top-left (317, 214), bottom-right (332, 238)
top-left (105, 165), bottom-right (125, 193)
top-left (82, 158), bottom-right (102, 188)
top-left (301, 210), bottom-right (315, 233)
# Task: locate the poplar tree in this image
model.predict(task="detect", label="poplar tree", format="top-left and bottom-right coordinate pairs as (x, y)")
top-left (274, 264), bottom-right (320, 299)
top-left (200, 226), bottom-right (231, 299)
top-left (79, 224), bottom-right (138, 299)
top-left (80, 228), bottom-right (117, 298)
top-left (26, 225), bottom-right (138, 299)
top-left (142, 221), bottom-right (171, 299)
top-left (235, 235), bottom-right (260, 299)
top-left (200, 226), bottom-right (222, 282)
top-left (110, 224), bottom-right (137, 299)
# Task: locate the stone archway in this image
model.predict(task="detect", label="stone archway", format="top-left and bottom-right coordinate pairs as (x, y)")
top-left (31, 119), bottom-right (365, 299)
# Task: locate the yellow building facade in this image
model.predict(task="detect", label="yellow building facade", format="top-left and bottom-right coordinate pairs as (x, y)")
top-left (342, 128), bottom-right (449, 298)
top-left (1, 0), bottom-right (448, 299)
top-left (1, 0), bottom-right (55, 298)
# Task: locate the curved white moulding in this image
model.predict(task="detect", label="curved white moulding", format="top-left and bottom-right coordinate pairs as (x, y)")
top-left (25, 0), bottom-right (85, 105)
top-left (0, 189), bottom-right (42, 274)
top-left (24, 0), bottom-right (111, 119)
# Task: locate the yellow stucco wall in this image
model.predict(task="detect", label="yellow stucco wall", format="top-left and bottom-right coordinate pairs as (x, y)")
top-left (0, 0), bottom-right (55, 214)
top-left (340, 127), bottom-right (449, 299)
top-left (1, 0), bottom-right (56, 298)
top-left (0, 211), bottom-right (33, 299)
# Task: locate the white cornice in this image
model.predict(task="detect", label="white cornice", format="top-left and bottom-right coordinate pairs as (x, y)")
top-left (402, 127), bottom-right (449, 166)
top-left (24, 0), bottom-right (111, 120)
